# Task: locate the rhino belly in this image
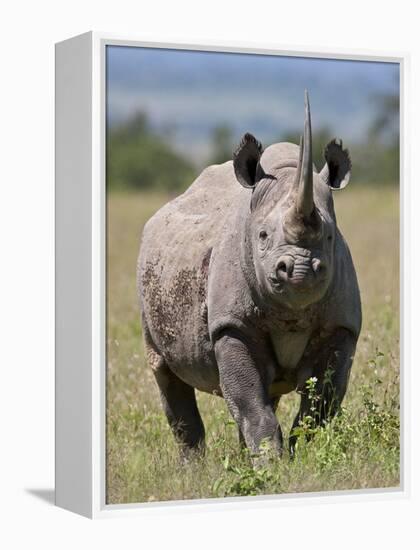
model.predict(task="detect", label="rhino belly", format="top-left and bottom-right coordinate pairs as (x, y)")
top-left (270, 329), bottom-right (311, 370)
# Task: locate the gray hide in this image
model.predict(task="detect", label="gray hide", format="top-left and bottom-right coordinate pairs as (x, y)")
top-left (137, 91), bottom-right (361, 458)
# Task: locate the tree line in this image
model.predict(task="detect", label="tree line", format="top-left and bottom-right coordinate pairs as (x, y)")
top-left (107, 91), bottom-right (399, 192)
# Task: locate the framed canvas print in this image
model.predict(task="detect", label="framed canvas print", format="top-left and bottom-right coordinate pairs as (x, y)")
top-left (55, 32), bottom-right (407, 518)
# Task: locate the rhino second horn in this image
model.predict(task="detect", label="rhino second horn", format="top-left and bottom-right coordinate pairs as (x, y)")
top-left (296, 90), bottom-right (314, 220)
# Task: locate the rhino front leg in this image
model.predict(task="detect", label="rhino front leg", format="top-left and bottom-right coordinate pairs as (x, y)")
top-left (289, 328), bottom-right (357, 456)
top-left (215, 329), bottom-right (283, 456)
top-left (238, 396), bottom-right (280, 449)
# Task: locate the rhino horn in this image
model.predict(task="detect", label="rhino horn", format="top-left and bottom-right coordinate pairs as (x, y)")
top-left (295, 90), bottom-right (314, 220)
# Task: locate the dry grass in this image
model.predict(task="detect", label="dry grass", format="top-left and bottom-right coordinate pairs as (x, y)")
top-left (106, 185), bottom-right (399, 504)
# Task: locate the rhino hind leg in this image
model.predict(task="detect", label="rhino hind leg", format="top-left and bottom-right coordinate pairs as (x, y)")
top-left (153, 362), bottom-right (205, 459)
top-left (142, 324), bottom-right (205, 459)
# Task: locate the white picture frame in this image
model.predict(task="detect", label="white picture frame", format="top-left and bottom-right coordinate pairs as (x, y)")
top-left (55, 31), bottom-right (409, 519)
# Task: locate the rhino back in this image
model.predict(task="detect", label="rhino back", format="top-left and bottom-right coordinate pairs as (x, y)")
top-left (137, 161), bottom-right (243, 390)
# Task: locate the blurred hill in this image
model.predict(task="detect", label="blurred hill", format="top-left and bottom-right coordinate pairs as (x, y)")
top-left (107, 46), bottom-right (399, 165)
top-left (106, 47), bottom-right (399, 191)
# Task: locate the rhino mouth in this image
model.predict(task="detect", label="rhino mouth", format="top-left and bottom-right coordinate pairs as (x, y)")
top-left (269, 277), bottom-right (286, 294)
top-left (269, 272), bottom-right (314, 293)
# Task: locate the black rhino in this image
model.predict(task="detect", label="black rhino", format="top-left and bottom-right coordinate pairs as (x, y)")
top-left (137, 91), bottom-right (361, 459)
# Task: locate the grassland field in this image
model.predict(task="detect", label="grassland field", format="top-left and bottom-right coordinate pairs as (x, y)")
top-left (106, 185), bottom-right (399, 504)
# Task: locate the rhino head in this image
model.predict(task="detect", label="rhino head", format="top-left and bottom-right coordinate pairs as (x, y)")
top-left (233, 91), bottom-right (352, 310)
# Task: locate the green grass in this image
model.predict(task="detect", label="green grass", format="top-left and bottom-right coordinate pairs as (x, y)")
top-left (106, 185), bottom-right (400, 504)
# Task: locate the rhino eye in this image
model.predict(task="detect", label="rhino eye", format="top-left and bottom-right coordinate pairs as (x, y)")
top-left (259, 230), bottom-right (268, 241)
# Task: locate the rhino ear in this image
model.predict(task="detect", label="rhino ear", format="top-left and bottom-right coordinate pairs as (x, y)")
top-left (320, 139), bottom-right (351, 190)
top-left (233, 133), bottom-right (264, 189)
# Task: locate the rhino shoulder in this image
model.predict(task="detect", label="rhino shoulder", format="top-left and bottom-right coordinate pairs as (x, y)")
top-left (207, 209), bottom-right (257, 342)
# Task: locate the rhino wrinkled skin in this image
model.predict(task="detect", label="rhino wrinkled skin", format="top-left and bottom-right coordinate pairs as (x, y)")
top-left (137, 92), bottom-right (361, 459)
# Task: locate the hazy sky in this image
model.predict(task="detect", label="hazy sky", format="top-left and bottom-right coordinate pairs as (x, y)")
top-left (106, 45), bottom-right (399, 162)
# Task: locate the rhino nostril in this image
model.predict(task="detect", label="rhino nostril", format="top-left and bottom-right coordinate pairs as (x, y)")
top-left (275, 256), bottom-right (294, 280)
top-left (312, 258), bottom-right (325, 275)
top-left (278, 260), bottom-right (287, 273)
